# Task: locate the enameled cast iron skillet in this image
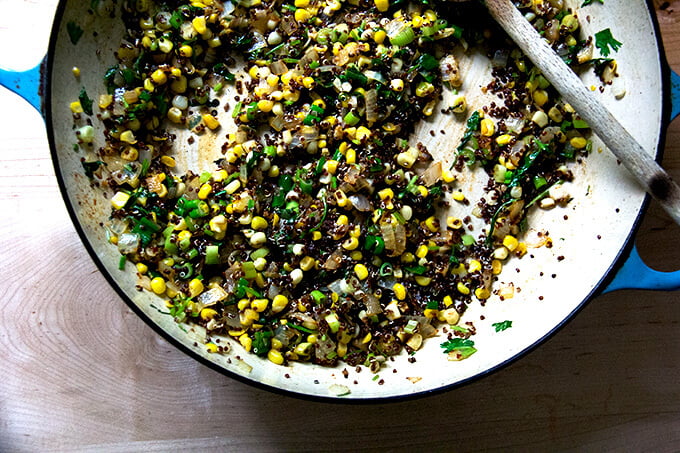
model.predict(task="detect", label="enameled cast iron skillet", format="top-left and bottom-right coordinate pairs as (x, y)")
top-left (2, 0), bottom-right (679, 400)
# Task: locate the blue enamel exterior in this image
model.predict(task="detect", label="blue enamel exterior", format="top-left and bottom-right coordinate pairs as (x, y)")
top-left (0, 63), bottom-right (43, 113)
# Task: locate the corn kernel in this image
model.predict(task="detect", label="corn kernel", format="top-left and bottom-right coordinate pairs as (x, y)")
top-left (424, 216), bottom-right (439, 232)
top-left (415, 276), bottom-right (432, 286)
top-left (198, 183), bottom-right (212, 200)
top-left (415, 244), bottom-right (428, 259)
top-left (192, 16), bottom-right (207, 34)
top-left (111, 191), bottom-right (130, 209)
top-left (200, 308), bottom-right (218, 320)
top-left (374, 0), bottom-right (389, 11)
top-left (150, 277), bottom-right (166, 295)
top-left (294, 8), bottom-right (311, 22)
top-left (374, 29), bottom-right (387, 44)
top-left (389, 282), bottom-right (405, 300)
top-left (570, 136), bottom-right (587, 149)
top-left (271, 294), bottom-right (289, 313)
top-left (475, 287), bottom-right (491, 300)
top-left (345, 148), bottom-right (356, 164)
top-left (336, 214), bottom-right (349, 226)
top-left (136, 262), bottom-right (148, 274)
top-left (300, 256), bottom-right (316, 271)
top-left (457, 282), bottom-right (470, 295)
top-left (202, 114), bottom-right (220, 130)
top-left (312, 231), bottom-right (322, 240)
top-left (151, 69), bottom-right (167, 85)
top-left (70, 101), bottom-right (83, 114)
top-left (325, 159), bottom-right (339, 174)
top-left (468, 259), bottom-right (482, 273)
top-left (503, 235), bottom-right (519, 252)
top-left (239, 334), bottom-right (252, 352)
top-left (206, 343), bottom-right (218, 353)
top-left (492, 259), bottom-right (503, 275)
top-left (188, 278), bottom-right (204, 297)
top-left (533, 89), bottom-right (549, 107)
top-left (342, 236), bottom-right (359, 250)
top-left (496, 134), bottom-right (513, 146)
top-left (179, 44), bottom-right (193, 57)
top-left (452, 191), bottom-right (466, 202)
top-left (251, 298), bottom-right (269, 312)
top-left (442, 168), bottom-right (456, 183)
top-left (443, 295), bottom-right (453, 307)
top-left (354, 263), bottom-right (369, 280)
top-left (481, 118), bottom-right (495, 136)
top-left (251, 216), bottom-right (269, 230)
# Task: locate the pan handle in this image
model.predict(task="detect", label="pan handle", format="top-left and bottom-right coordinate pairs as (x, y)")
top-left (603, 246), bottom-right (680, 293)
top-left (0, 61), bottom-right (44, 114)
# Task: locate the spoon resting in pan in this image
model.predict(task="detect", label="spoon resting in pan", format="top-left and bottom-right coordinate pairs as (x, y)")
top-left (452, 0), bottom-right (680, 225)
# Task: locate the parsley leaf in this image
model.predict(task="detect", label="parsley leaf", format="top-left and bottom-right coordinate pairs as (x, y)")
top-left (582, 0), bottom-right (604, 5)
top-left (78, 87), bottom-right (94, 115)
top-left (492, 320), bottom-right (513, 332)
top-left (594, 28), bottom-right (623, 57)
top-left (66, 21), bottom-right (84, 45)
top-left (441, 338), bottom-right (477, 359)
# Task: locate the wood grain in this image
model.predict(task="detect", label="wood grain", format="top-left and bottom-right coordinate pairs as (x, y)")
top-left (1, 2), bottom-right (679, 452)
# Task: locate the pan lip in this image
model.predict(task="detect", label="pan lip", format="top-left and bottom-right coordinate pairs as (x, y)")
top-left (43, 0), bottom-right (670, 403)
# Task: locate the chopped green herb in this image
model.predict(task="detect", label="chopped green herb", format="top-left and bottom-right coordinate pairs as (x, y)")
top-left (441, 338), bottom-right (477, 359)
top-left (492, 320), bottom-right (513, 332)
top-left (595, 28), bottom-right (623, 57)
top-left (67, 21), bottom-right (84, 45)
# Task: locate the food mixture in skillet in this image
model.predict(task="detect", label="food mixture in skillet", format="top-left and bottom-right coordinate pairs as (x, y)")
top-left (73, 0), bottom-right (618, 369)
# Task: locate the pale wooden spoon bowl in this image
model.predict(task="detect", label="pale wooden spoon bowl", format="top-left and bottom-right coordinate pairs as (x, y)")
top-left (451, 0), bottom-right (680, 225)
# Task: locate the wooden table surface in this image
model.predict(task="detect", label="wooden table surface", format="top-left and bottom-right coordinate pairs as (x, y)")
top-left (1, 1), bottom-right (679, 451)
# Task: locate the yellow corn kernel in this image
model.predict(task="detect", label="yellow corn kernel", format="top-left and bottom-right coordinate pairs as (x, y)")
top-left (452, 190), bottom-right (466, 202)
top-left (150, 276), bottom-right (166, 295)
top-left (415, 276), bottom-right (432, 286)
top-left (239, 334), bottom-right (252, 352)
top-left (198, 183), bottom-right (212, 200)
top-left (349, 225), bottom-right (361, 238)
top-left (393, 283), bottom-right (407, 300)
top-left (325, 159), bottom-right (339, 174)
top-left (390, 78), bottom-right (404, 92)
top-left (251, 216), bottom-right (269, 230)
top-left (111, 191), bottom-right (130, 209)
top-left (251, 298), bottom-right (269, 312)
top-left (424, 216), bottom-right (439, 233)
top-left (336, 214), bottom-right (349, 226)
top-left (503, 235), bottom-right (519, 252)
top-left (98, 94), bottom-right (113, 110)
top-left (443, 295), bottom-right (453, 307)
top-left (496, 134), bottom-right (513, 146)
top-left (355, 126), bottom-right (371, 141)
top-left (415, 244), bottom-right (428, 259)
top-left (570, 136), bottom-right (587, 149)
top-left (447, 216), bottom-right (463, 229)
top-left (109, 235), bottom-right (118, 245)
top-left (301, 76), bottom-right (316, 89)
top-left (335, 189), bottom-right (351, 207)
top-left (70, 101), bottom-right (83, 114)
top-left (121, 147), bottom-right (138, 161)
top-left (271, 294), bottom-right (289, 314)
top-left (354, 263), bottom-right (369, 280)
top-left (312, 231), bottom-right (322, 241)
top-left (457, 282), bottom-right (470, 295)
top-left (515, 242), bottom-right (528, 257)
top-left (345, 148), bottom-right (356, 164)
top-left (533, 89), bottom-right (549, 107)
top-left (475, 287), bottom-right (491, 300)
top-left (200, 308), bottom-right (218, 321)
top-left (374, 29), bottom-right (386, 44)
top-left (294, 8), bottom-right (311, 22)
top-left (400, 252), bottom-right (416, 263)
top-left (177, 230), bottom-right (192, 242)
top-left (268, 349), bottom-right (285, 365)
top-left (374, 0), bottom-right (389, 11)
top-left (158, 155), bottom-right (175, 168)
top-left (423, 308), bottom-right (438, 319)
top-left (202, 114), bottom-right (220, 130)
top-left (205, 343), bottom-right (218, 353)
top-left (480, 118), bottom-right (495, 137)
top-left (492, 259), bottom-right (503, 275)
top-left (300, 256), bottom-right (316, 271)
top-left (342, 236), bottom-right (359, 250)
top-left (467, 259), bottom-right (482, 273)
top-left (209, 215), bottom-right (227, 234)
top-left (188, 278), bottom-right (204, 297)
top-left (179, 44), bottom-right (193, 58)
top-left (192, 16), bottom-right (207, 34)
top-left (151, 69), bottom-right (167, 85)
top-left (136, 262), bottom-right (148, 274)
top-left (442, 168), bottom-right (456, 183)
top-left (171, 75), bottom-right (187, 93)
top-left (350, 251), bottom-right (363, 261)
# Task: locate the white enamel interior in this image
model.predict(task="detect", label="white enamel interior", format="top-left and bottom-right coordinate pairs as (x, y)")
top-left (48, 0), bottom-right (663, 399)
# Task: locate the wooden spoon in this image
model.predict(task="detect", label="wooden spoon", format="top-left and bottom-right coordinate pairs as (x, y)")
top-left (453, 0), bottom-right (680, 225)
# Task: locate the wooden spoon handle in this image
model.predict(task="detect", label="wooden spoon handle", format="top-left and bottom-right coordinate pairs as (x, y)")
top-left (485, 0), bottom-right (680, 225)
